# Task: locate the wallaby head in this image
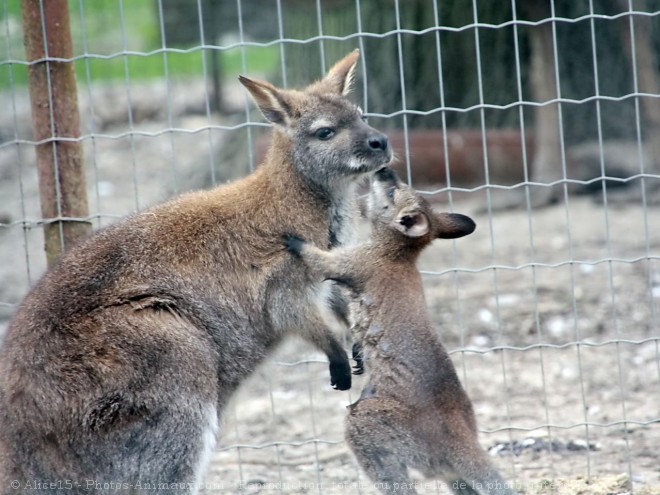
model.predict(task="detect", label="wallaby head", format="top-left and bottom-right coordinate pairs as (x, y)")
top-left (239, 50), bottom-right (392, 193)
top-left (368, 167), bottom-right (475, 248)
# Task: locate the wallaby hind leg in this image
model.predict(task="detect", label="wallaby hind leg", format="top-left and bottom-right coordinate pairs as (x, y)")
top-left (436, 421), bottom-right (517, 495)
top-left (80, 403), bottom-right (216, 495)
top-left (445, 430), bottom-right (516, 495)
top-left (6, 305), bottom-right (219, 495)
top-left (345, 397), bottom-right (419, 494)
top-left (454, 460), bottom-right (518, 495)
top-left (6, 383), bottom-right (215, 495)
top-left (88, 307), bottom-right (219, 494)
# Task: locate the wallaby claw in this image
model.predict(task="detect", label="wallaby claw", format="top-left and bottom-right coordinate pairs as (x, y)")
top-left (351, 341), bottom-right (364, 374)
top-left (329, 360), bottom-right (352, 391)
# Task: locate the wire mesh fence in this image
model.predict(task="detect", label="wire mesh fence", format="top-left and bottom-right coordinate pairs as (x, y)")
top-left (1, 0), bottom-right (659, 493)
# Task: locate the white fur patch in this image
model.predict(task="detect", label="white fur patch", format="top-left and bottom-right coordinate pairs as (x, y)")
top-left (346, 157), bottom-right (363, 170)
top-left (311, 118), bottom-right (334, 132)
top-left (329, 182), bottom-right (359, 247)
top-left (192, 404), bottom-right (219, 494)
top-left (315, 280), bottom-right (347, 335)
top-left (342, 64), bottom-right (356, 96)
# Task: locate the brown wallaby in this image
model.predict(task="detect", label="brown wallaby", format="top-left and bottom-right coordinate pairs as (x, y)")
top-left (285, 168), bottom-right (518, 495)
top-left (0, 50), bottom-right (392, 493)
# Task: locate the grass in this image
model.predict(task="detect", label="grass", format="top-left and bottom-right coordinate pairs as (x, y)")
top-left (74, 47), bottom-right (278, 83)
top-left (0, 0), bottom-right (279, 89)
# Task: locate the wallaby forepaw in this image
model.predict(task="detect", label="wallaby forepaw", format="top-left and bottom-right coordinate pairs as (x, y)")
top-left (351, 341), bottom-right (364, 374)
top-left (282, 233), bottom-right (305, 256)
top-left (329, 360), bottom-right (352, 390)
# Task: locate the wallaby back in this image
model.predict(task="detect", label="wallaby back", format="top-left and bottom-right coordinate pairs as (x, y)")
top-left (0, 50), bottom-right (391, 493)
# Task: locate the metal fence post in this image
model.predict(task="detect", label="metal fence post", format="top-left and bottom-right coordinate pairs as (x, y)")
top-left (21, 0), bottom-right (91, 268)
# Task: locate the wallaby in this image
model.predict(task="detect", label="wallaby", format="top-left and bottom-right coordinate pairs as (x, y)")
top-left (0, 50), bottom-right (392, 493)
top-left (285, 168), bottom-right (518, 495)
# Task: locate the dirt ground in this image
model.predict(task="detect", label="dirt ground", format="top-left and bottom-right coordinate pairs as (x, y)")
top-left (1, 82), bottom-right (659, 494)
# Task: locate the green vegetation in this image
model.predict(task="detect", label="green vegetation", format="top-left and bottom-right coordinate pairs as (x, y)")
top-left (0, 0), bottom-right (278, 89)
top-left (73, 46), bottom-right (278, 84)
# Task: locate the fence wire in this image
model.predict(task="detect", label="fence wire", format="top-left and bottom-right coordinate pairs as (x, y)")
top-left (1, 1), bottom-right (659, 493)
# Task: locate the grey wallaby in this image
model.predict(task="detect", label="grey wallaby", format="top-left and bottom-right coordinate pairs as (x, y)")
top-left (0, 50), bottom-right (392, 493)
top-left (285, 168), bottom-right (518, 495)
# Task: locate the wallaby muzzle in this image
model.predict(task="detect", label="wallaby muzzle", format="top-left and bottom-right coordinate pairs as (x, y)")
top-left (359, 125), bottom-right (392, 170)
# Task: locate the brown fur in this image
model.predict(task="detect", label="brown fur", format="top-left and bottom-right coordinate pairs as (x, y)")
top-left (285, 168), bottom-right (517, 494)
top-left (0, 50), bottom-right (392, 493)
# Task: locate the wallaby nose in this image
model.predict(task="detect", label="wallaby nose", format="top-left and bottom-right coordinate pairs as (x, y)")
top-left (367, 134), bottom-right (389, 152)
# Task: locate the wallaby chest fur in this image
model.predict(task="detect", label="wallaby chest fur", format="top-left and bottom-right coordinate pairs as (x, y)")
top-left (351, 258), bottom-right (472, 412)
top-left (0, 50), bottom-right (391, 492)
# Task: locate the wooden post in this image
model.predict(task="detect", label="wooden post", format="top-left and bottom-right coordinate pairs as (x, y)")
top-left (21, 0), bottom-right (91, 267)
top-left (523, 0), bottom-right (563, 206)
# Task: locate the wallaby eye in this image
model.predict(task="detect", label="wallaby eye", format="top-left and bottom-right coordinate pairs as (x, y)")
top-left (386, 187), bottom-right (395, 200)
top-left (315, 128), bottom-right (336, 140)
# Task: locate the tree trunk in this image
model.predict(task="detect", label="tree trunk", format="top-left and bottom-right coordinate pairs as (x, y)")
top-left (525, 0), bottom-right (563, 204)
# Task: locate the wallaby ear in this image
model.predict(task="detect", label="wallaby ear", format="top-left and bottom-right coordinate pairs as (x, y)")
top-left (323, 49), bottom-right (360, 96)
top-left (238, 75), bottom-right (292, 126)
top-left (395, 210), bottom-right (430, 238)
top-left (434, 212), bottom-right (476, 239)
